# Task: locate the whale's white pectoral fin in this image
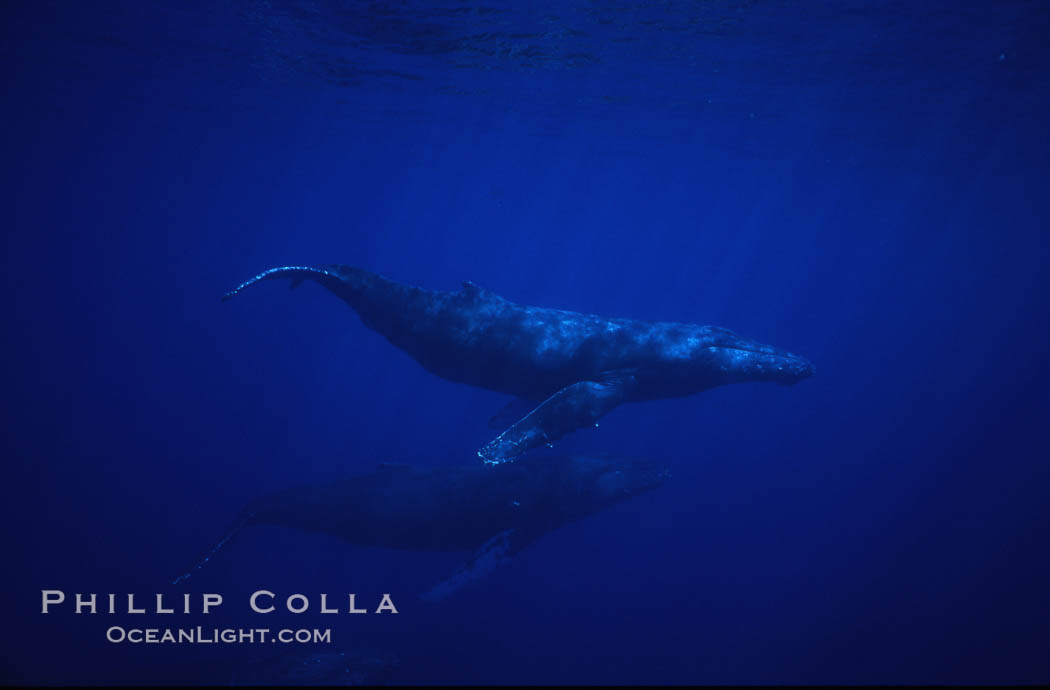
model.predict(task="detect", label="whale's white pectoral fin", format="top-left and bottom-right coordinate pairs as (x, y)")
top-left (477, 370), bottom-right (636, 465)
top-left (419, 529), bottom-right (518, 602)
top-left (487, 396), bottom-right (540, 430)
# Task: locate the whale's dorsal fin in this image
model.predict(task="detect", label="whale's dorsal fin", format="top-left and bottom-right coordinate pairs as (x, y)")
top-left (459, 280), bottom-right (499, 302)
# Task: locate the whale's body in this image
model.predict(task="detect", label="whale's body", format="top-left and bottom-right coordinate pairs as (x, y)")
top-left (177, 455), bottom-right (669, 600)
top-left (224, 265), bottom-right (813, 462)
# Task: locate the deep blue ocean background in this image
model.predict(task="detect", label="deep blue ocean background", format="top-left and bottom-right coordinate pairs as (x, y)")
top-left (3, 0), bottom-right (1049, 685)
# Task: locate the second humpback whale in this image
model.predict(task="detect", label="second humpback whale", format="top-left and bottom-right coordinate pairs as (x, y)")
top-left (224, 264), bottom-right (814, 462)
top-left (175, 455), bottom-right (669, 600)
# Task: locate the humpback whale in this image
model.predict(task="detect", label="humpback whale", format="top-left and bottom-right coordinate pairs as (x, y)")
top-left (224, 265), bottom-right (814, 463)
top-left (175, 455), bottom-right (669, 600)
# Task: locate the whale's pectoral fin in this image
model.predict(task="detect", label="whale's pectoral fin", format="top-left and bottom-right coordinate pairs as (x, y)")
top-left (419, 528), bottom-right (531, 602)
top-left (487, 397), bottom-right (539, 430)
top-left (477, 369), bottom-right (637, 465)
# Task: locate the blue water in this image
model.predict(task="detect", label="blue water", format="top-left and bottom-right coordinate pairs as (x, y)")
top-left (3, 0), bottom-right (1049, 685)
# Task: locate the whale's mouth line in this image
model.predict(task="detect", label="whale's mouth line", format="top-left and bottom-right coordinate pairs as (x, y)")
top-left (709, 344), bottom-right (815, 377)
top-left (715, 344), bottom-right (807, 361)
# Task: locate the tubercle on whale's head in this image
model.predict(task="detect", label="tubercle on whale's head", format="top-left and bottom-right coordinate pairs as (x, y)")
top-left (776, 353), bottom-right (815, 384)
top-left (688, 328), bottom-right (815, 387)
top-left (756, 347), bottom-right (815, 386)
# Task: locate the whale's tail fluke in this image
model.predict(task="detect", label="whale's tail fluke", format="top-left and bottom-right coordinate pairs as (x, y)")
top-left (222, 266), bottom-right (343, 302)
top-left (171, 513), bottom-right (253, 585)
top-left (223, 264), bottom-right (425, 337)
